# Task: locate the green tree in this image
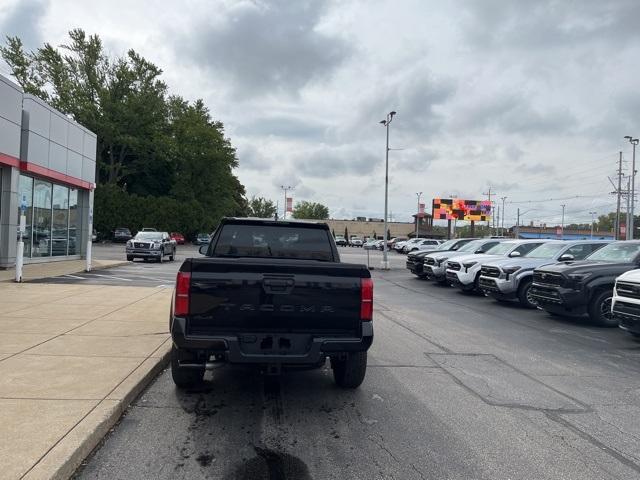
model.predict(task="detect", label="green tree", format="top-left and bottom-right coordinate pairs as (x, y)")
top-left (291, 201), bottom-right (329, 220)
top-left (1, 29), bottom-right (246, 235)
top-left (247, 196), bottom-right (277, 218)
top-left (344, 227), bottom-right (349, 239)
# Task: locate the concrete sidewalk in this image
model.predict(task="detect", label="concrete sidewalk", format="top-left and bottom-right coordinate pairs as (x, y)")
top-left (0, 259), bottom-right (128, 283)
top-left (0, 282), bottom-right (172, 479)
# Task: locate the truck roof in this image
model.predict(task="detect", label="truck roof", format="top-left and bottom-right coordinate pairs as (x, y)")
top-left (221, 217), bottom-right (329, 229)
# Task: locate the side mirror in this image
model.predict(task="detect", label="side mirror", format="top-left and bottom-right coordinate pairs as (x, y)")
top-left (475, 249), bottom-right (485, 254)
top-left (199, 245), bottom-right (208, 255)
top-left (509, 251), bottom-right (521, 258)
top-left (559, 253), bottom-right (574, 262)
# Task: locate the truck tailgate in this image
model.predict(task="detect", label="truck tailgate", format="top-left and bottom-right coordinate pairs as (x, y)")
top-left (187, 258), bottom-right (368, 336)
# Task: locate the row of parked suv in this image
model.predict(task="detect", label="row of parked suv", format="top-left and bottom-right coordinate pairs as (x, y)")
top-left (406, 237), bottom-right (640, 336)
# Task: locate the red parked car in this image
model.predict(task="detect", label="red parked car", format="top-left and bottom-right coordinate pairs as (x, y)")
top-left (170, 232), bottom-right (185, 245)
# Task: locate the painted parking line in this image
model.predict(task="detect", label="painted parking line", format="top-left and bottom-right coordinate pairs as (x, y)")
top-left (62, 274), bottom-right (87, 280)
top-left (84, 273), bottom-right (133, 282)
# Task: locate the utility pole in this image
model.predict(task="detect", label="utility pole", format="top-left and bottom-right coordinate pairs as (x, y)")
top-left (627, 177), bottom-right (632, 240)
top-left (560, 204), bottom-right (566, 239)
top-left (415, 192), bottom-right (422, 238)
top-left (280, 185), bottom-right (292, 220)
top-left (496, 205), bottom-right (500, 236)
top-left (616, 152), bottom-right (623, 240)
top-left (589, 211), bottom-right (597, 239)
top-left (482, 187), bottom-right (492, 230)
top-left (516, 208), bottom-right (520, 239)
top-left (500, 196), bottom-right (507, 237)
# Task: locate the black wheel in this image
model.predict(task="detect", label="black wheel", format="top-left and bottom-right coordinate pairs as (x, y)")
top-left (588, 289), bottom-right (617, 326)
top-left (517, 279), bottom-right (537, 309)
top-left (332, 351), bottom-right (367, 388)
top-left (171, 346), bottom-right (204, 389)
top-left (127, 255), bottom-right (133, 261)
top-left (158, 249), bottom-right (164, 263)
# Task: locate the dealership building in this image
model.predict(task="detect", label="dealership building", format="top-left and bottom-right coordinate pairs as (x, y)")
top-left (0, 74), bottom-right (96, 269)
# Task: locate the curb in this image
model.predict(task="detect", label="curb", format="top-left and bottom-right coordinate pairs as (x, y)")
top-left (22, 344), bottom-right (171, 480)
top-left (0, 260), bottom-right (130, 283)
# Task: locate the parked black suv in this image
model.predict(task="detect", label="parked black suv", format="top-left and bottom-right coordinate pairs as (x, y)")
top-left (529, 241), bottom-right (640, 326)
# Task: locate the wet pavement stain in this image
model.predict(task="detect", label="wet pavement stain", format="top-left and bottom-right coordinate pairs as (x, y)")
top-left (224, 446), bottom-right (312, 480)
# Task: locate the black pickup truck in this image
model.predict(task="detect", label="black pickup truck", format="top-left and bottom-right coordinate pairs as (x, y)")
top-left (529, 241), bottom-right (640, 326)
top-left (170, 218), bottom-right (373, 389)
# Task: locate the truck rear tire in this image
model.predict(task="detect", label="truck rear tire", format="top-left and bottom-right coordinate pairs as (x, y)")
top-left (332, 351), bottom-right (367, 388)
top-left (588, 289), bottom-right (617, 327)
top-left (171, 346), bottom-right (204, 389)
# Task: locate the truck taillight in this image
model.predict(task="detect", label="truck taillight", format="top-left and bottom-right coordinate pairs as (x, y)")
top-left (361, 277), bottom-right (373, 321)
top-left (174, 271), bottom-right (191, 316)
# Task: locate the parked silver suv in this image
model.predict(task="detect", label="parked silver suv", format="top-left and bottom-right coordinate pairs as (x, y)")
top-left (479, 240), bottom-right (610, 308)
top-left (126, 231), bottom-right (176, 263)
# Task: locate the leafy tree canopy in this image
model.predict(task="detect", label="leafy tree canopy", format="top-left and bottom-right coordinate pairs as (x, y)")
top-left (0, 30), bottom-right (247, 236)
top-left (247, 196), bottom-right (277, 218)
top-left (292, 201), bottom-right (329, 220)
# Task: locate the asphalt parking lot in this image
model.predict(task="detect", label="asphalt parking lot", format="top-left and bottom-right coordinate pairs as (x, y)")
top-left (68, 246), bottom-right (640, 479)
top-left (33, 244), bottom-right (402, 287)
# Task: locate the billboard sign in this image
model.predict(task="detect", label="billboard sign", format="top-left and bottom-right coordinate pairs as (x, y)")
top-left (432, 198), bottom-right (492, 222)
top-left (286, 197), bottom-right (293, 212)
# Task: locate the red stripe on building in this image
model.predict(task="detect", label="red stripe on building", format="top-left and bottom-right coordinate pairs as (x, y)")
top-left (0, 152), bottom-right (20, 168)
top-left (19, 162), bottom-right (93, 190)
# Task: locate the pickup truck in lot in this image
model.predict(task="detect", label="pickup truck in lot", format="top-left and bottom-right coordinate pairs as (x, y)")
top-left (406, 238), bottom-right (477, 278)
top-left (530, 241), bottom-right (640, 326)
top-left (423, 238), bottom-right (504, 284)
top-left (445, 239), bottom-right (547, 292)
top-left (479, 240), bottom-right (610, 308)
top-left (612, 269), bottom-right (640, 336)
top-left (170, 218), bottom-right (373, 390)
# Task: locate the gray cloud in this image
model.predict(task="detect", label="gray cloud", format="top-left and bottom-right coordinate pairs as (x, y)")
top-left (0, 0), bottom-right (47, 49)
top-left (236, 114), bottom-right (328, 140)
top-left (236, 144), bottom-right (272, 172)
top-left (177, 0), bottom-right (350, 97)
top-left (458, 0), bottom-right (640, 51)
top-left (354, 70), bottom-right (456, 142)
top-left (453, 94), bottom-right (577, 136)
top-left (296, 145), bottom-right (379, 178)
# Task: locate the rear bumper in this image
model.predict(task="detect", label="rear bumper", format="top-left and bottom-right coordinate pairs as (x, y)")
top-left (171, 317), bottom-right (374, 364)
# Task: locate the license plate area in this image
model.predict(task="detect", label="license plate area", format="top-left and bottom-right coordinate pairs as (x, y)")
top-left (238, 333), bottom-right (313, 355)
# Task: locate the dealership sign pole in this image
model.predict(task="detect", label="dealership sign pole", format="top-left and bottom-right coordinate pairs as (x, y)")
top-left (86, 189), bottom-right (94, 272)
top-left (15, 195), bottom-right (27, 283)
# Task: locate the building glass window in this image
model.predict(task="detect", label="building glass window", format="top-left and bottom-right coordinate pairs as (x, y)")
top-left (32, 180), bottom-right (52, 257)
top-left (17, 175), bottom-right (34, 257)
top-left (68, 189), bottom-right (79, 255)
top-left (52, 185), bottom-right (69, 256)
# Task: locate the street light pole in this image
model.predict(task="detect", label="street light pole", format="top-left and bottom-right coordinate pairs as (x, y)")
top-left (589, 211), bottom-right (597, 239)
top-left (625, 136), bottom-right (639, 239)
top-left (280, 185), bottom-right (292, 220)
top-left (380, 111), bottom-right (397, 270)
top-left (500, 196), bottom-right (507, 237)
top-left (561, 204), bottom-right (566, 239)
top-left (415, 191), bottom-right (422, 238)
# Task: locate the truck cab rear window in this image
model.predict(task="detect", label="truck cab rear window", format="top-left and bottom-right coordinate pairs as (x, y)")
top-left (213, 224), bottom-right (334, 261)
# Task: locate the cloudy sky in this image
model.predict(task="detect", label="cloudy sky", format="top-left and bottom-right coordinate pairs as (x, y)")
top-left (1, 0), bottom-right (639, 227)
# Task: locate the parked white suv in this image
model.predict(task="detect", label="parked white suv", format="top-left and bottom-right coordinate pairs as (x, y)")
top-left (445, 239), bottom-right (549, 292)
top-left (612, 269), bottom-right (640, 336)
